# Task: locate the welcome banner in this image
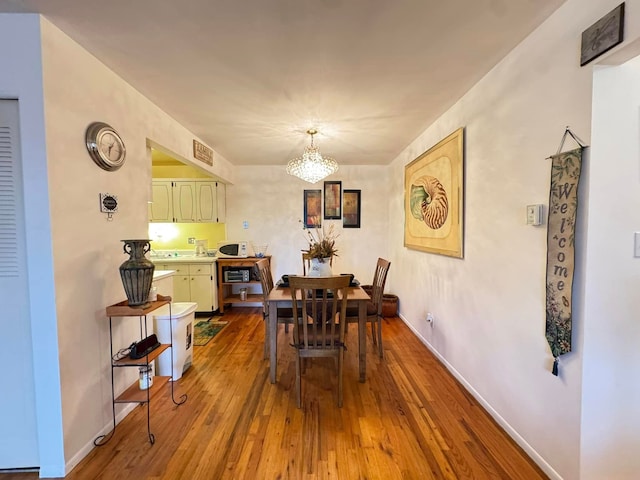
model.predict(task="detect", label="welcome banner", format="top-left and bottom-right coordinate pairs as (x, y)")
top-left (545, 147), bottom-right (583, 376)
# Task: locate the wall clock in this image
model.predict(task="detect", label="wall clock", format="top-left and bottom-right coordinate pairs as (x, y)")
top-left (85, 122), bottom-right (126, 171)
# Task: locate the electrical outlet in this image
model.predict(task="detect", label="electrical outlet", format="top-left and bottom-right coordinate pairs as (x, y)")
top-left (243, 220), bottom-right (249, 229)
top-left (426, 312), bottom-right (434, 327)
top-left (188, 237), bottom-right (196, 244)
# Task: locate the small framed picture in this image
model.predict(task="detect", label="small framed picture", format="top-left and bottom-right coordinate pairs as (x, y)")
top-left (343, 189), bottom-right (361, 228)
top-left (323, 181), bottom-right (342, 219)
top-left (304, 189), bottom-right (322, 228)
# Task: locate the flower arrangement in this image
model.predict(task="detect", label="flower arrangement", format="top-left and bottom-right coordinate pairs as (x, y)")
top-left (303, 224), bottom-right (339, 261)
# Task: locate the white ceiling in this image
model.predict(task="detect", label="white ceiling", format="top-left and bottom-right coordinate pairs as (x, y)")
top-left (0, 0), bottom-right (565, 166)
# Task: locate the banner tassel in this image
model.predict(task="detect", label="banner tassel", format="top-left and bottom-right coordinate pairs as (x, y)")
top-left (552, 357), bottom-right (559, 376)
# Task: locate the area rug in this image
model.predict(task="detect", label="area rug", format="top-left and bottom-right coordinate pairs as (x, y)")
top-left (194, 317), bottom-right (228, 346)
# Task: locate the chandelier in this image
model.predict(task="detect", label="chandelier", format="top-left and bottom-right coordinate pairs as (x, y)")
top-left (286, 129), bottom-right (338, 183)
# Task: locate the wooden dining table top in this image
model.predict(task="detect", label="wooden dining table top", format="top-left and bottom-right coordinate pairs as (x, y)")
top-left (267, 283), bottom-right (370, 301)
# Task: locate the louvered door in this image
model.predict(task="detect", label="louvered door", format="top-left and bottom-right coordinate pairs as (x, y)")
top-left (0, 99), bottom-right (38, 468)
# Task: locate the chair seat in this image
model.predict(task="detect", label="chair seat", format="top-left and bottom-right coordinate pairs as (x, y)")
top-left (345, 301), bottom-right (377, 319)
top-left (276, 307), bottom-right (296, 317)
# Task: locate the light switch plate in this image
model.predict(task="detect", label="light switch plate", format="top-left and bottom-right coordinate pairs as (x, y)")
top-left (634, 232), bottom-right (640, 258)
top-left (526, 204), bottom-right (543, 226)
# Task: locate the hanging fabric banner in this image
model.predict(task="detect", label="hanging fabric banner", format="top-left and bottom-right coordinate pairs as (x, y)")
top-left (545, 146), bottom-right (584, 376)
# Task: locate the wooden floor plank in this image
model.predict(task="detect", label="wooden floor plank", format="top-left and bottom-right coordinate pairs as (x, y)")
top-left (2, 308), bottom-right (547, 480)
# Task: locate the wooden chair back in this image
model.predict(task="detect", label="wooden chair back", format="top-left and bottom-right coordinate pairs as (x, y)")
top-left (345, 257), bottom-right (391, 358)
top-left (256, 258), bottom-right (276, 359)
top-left (256, 258), bottom-right (274, 315)
top-left (370, 258), bottom-right (391, 316)
top-left (288, 274), bottom-right (351, 407)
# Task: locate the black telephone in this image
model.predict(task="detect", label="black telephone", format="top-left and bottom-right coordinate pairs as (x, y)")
top-left (129, 334), bottom-right (161, 359)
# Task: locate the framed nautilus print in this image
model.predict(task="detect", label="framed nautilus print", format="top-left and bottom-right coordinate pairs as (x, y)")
top-left (404, 127), bottom-right (464, 258)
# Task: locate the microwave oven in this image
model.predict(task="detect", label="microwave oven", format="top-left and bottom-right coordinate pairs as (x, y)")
top-left (216, 241), bottom-right (248, 258)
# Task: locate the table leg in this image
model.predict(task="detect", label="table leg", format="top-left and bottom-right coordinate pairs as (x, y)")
top-left (269, 301), bottom-right (278, 383)
top-left (359, 299), bottom-right (366, 383)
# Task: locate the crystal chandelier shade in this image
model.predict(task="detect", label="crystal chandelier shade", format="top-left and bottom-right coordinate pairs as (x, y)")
top-left (286, 129), bottom-right (338, 183)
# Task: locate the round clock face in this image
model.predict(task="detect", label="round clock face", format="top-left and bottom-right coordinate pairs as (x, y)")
top-left (85, 122), bottom-right (126, 171)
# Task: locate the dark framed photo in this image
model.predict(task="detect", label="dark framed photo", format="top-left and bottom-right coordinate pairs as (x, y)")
top-left (343, 189), bottom-right (361, 228)
top-left (580, 3), bottom-right (625, 66)
top-left (304, 189), bottom-right (322, 228)
top-left (323, 181), bottom-right (342, 219)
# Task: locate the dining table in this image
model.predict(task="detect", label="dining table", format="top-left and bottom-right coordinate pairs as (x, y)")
top-left (266, 282), bottom-right (371, 383)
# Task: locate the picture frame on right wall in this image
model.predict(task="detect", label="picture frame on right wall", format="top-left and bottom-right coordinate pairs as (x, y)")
top-left (343, 189), bottom-right (361, 228)
top-left (404, 127), bottom-right (464, 258)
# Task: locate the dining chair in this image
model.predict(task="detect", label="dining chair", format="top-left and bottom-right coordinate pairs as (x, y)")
top-left (288, 274), bottom-right (351, 408)
top-left (346, 257), bottom-right (391, 358)
top-left (256, 258), bottom-right (295, 359)
top-left (302, 252), bottom-right (333, 275)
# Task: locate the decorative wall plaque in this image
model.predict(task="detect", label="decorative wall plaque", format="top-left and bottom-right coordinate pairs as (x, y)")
top-left (580, 3), bottom-right (625, 66)
top-left (193, 139), bottom-right (213, 165)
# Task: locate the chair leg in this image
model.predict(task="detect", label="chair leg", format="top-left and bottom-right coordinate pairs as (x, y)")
top-left (376, 316), bottom-right (383, 358)
top-left (295, 353), bottom-right (302, 408)
top-left (263, 318), bottom-right (269, 360)
top-left (337, 349), bottom-right (344, 408)
top-left (371, 320), bottom-right (377, 345)
top-left (285, 322), bottom-right (289, 333)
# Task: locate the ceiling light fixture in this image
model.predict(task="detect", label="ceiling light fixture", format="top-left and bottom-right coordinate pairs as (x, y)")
top-left (286, 129), bottom-right (338, 183)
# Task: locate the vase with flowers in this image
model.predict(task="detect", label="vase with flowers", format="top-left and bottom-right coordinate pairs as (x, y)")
top-left (303, 224), bottom-right (339, 277)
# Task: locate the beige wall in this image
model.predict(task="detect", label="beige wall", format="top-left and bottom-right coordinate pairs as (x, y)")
top-left (387, 1), bottom-right (640, 479)
top-left (225, 165), bottom-right (389, 284)
top-left (38, 17), bottom-right (235, 473)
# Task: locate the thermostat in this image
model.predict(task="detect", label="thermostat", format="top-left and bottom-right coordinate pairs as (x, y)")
top-left (526, 204), bottom-right (543, 226)
top-left (100, 193), bottom-right (118, 213)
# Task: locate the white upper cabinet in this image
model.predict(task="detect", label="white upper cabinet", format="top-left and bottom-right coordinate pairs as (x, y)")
top-left (149, 180), bottom-right (173, 222)
top-left (172, 181), bottom-right (197, 222)
top-left (216, 183), bottom-right (226, 223)
top-left (150, 179), bottom-right (225, 223)
top-left (195, 181), bottom-right (216, 222)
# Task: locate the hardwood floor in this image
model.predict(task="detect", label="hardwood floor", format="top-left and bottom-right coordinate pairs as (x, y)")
top-left (2, 308), bottom-right (548, 479)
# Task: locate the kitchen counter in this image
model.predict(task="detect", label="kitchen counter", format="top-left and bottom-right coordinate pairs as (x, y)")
top-left (150, 255), bottom-right (217, 264)
top-left (151, 256), bottom-right (218, 311)
top-left (153, 269), bottom-right (175, 281)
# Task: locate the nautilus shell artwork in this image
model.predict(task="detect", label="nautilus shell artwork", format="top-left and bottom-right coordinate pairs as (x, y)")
top-left (410, 176), bottom-right (449, 229)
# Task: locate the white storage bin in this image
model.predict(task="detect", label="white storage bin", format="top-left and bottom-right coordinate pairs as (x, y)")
top-left (153, 302), bottom-right (197, 381)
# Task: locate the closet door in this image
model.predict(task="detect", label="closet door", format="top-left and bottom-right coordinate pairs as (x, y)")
top-left (0, 100), bottom-right (38, 467)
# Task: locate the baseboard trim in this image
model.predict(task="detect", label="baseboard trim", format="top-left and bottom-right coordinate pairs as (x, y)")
top-left (63, 403), bottom-right (137, 476)
top-left (397, 313), bottom-right (563, 480)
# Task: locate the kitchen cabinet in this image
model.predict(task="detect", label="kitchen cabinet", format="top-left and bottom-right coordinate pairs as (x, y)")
top-left (149, 181), bottom-right (173, 222)
top-left (94, 295), bottom-right (187, 446)
top-left (216, 182), bottom-right (226, 223)
top-left (149, 179), bottom-right (225, 223)
top-left (154, 261), bottom-right (218, 312)
top-left (217, 257), bottom-right (269, 314)
top-left (172, 181), bottom-right (197, 222)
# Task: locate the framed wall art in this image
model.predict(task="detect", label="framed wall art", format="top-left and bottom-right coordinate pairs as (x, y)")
top-left (303, 189), bottom-right (322, 228)
top-left (323, 181), bottom-right (342, 219)
top-left (343, 189), bottom-right (361, 228)
top-left (404, 127), bottom-right (464, 258)
top-left (580, 3), bottom-right (625, 66)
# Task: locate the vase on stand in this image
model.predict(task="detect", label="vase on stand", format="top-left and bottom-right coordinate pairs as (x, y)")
top-left (308, 257), bottom-right (333, 277)
top-left (119, 239), bottom-right (155, 307)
